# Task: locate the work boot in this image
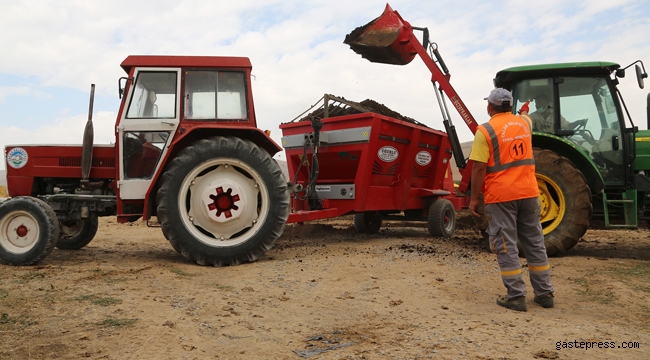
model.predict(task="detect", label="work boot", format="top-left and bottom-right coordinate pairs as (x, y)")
top-left (496, 295), bottom-right (527, 311)
top-left (534, 293), bottom-right (554, 308)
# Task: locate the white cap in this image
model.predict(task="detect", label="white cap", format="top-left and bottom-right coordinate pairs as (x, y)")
top-left (484, 88), bottom-right (513, 106)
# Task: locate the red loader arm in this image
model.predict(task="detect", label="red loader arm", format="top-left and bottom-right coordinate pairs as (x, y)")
top-left (344, 4), bottom-right (479, 192)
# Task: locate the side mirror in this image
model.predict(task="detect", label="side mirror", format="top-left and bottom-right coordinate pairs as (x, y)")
top-left (636, 64), bottom-right (648, 89)
top-left (118, 77), bottom-right (132, 99)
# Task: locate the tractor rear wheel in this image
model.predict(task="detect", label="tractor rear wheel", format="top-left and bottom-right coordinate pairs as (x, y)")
top-left (156, 136), bottom-right (289, 266)
top-left (0, 197), bottom-right (59, 265)
top-left (56, 214), bottom-right (99, 250)
top-left (427, 198), bottom-right (456, 238)
top-left (477, 149), bottom-right (592, 256)
top-left (533, 149), bottom-right (591, 256)
top-left (354, 213), bottom-right (382, 234)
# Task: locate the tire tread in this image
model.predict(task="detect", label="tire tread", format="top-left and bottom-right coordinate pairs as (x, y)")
top-left (156, 136), bottom-right (289, 266)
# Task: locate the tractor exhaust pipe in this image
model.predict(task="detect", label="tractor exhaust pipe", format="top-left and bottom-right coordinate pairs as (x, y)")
top-left (81, 84), bottom-right (95, 185)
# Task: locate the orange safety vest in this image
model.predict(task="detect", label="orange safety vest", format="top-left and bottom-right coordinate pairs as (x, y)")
top-left (477, 113), bottom-right (538, 204)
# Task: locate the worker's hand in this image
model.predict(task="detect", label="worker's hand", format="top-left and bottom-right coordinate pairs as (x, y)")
top-left (518, 100), bottom-right (531, 115)
top-left (469, 198), bottom-right (480, 218)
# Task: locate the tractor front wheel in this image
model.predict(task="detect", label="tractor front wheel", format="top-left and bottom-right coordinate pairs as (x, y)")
top-left (56, 214), bottom-right (99, 250)
top-left (0, 197), bottom-right (59, 265)
top-left (156, 136), bottom-right (289, 266)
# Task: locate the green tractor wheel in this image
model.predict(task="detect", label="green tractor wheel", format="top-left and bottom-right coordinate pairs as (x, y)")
top-left (537, 173), bottom-right (565, 234)
top-left (478, 149), bottom-right (592, 256)
top-left (531, 149), bottom-right (592, 256)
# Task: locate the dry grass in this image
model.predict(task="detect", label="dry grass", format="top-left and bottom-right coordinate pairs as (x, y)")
top-left (0, 186), bottom-right (7, 198)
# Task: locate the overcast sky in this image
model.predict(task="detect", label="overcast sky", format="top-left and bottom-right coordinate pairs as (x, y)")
top-left (1, 0), bottom-right (649, 170)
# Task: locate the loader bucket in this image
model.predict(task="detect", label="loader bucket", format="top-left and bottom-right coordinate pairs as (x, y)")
top-left (344, 4), bottom-right (416, 66)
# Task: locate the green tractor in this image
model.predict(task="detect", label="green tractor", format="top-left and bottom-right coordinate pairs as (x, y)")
top-left (344, 5), bottom-right (648, 256)
top-left (494, 61), bottom-right (649, 255)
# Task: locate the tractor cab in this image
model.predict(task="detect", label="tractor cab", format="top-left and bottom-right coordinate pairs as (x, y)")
top-left (495, 61), bottom-right (650, 231)
top-left (115, 56), bottom-right (268, 221)
top-left (494, 62), bottom-right (641, 190)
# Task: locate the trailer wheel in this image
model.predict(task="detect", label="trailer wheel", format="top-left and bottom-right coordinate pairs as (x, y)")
top-left (428, 198), bottom-right (456, 238)
top-left (0, 197), bottom-right (59, 266)
top-left (354, 213), bottom-right (382, 234)
top-left (156, 136), bottom-right (289, 266)
top-left (56, 214), bottom-right (99, 250)
top-left (533, 149), bottom-right (591, 256)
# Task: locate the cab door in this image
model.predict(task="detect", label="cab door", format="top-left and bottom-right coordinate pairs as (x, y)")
top-left (116, 69), bottom-right (180, 200)
top-left (557, 77), bottom-right (625, 185)
top-left (513, 76), bottom-right (625, 186)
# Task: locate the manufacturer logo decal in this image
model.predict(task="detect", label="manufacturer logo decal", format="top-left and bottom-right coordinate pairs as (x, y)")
top-left (415, 151), bottom-right (432, 166)
top-left (377, 146), bottom-right (399, 162)
top-left (6, 147), bottom-right (29, 169)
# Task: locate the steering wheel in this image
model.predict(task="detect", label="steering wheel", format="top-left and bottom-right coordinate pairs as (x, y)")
top-left (569, 119), bottom-right (596, 145)
top-left (573, 118), bottom-right (588, 131)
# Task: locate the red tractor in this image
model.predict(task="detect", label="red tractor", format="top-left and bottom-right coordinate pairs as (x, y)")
top-left (1, 56), bottom-right (290, 266)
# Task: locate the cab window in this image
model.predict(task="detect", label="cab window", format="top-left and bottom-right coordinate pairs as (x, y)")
top-left (184, 71), bottom-right (248, 120)
top-left (513, 77), bottom-right (624, 185)
top-left (558, 77), bottom-right (624, 183)
top-left (126, 72), bottom-right (177, 119)
top-left (123, 132), bottom-right (169, 179)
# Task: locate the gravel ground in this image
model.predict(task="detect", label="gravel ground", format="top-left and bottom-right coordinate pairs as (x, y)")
top-left (0, 211), bottom-right (649, 359)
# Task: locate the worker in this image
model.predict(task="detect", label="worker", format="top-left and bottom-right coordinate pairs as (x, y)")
top-left (527, 94), bottom-right (585, 133)
top-left (468, 88), bottom-right (554, 312)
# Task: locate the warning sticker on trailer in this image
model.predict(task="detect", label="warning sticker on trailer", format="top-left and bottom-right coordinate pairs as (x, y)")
top-left (415, 151), bottom-right (432, 166)
top-left (377, 146), bottom-right (399, 162)
top-left (6, 147), bottom-right (28, 169)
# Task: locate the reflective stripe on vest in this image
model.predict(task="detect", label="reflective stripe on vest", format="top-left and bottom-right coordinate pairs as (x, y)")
top-left (482, 120), bottom-right (535, 174)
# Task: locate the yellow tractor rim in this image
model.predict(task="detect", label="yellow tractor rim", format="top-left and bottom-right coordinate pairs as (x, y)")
top-left (536, 173), bottom-right (565, 234)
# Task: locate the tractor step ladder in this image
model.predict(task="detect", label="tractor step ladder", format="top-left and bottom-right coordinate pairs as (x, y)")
top-left (602, 189), bottom-right (638, 228)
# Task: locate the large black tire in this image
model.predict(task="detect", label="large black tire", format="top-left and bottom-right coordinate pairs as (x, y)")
top-left (479, 149), bottom-right (592, 257)
top-left (476, 150), bottom-right (592, 256)
top-left (353, 213), bottom-right (382, 234)
top-left (56, 214), bottom-right (99, 250)
top-left (156, 136), bottom-right (290, 266)
top-left (0, 197), bottom-right (59, 265)
top-left (534, 149), bottom-right (592, 256)
top-left (427, 198), bottom-right (456, 238)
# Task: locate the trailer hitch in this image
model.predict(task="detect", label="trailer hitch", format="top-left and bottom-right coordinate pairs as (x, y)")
top-left (289, 116), bottom-right (324, 210)
top-left (307, 117), bottom-right (323, 210)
